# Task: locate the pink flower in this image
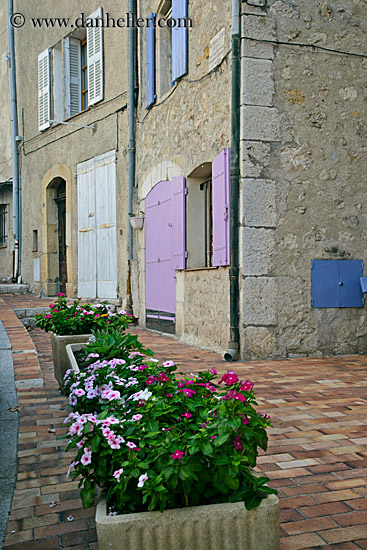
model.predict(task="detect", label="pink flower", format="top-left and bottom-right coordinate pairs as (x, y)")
top-left (109, 439), bottom-right (121, 450)
top-left (177, 389), bottom-right (196, 398)
top-left (171, 449), bottom-right (184, 460)
top-left (145, 375), bottom-right (156, 385)
top-left (210, 369), bottom-right (217, 375)
top-left (219, 370), bottom-right (239, 385)
top-left (86, 390), bottom-right (97, 399)
top-left (211, 435), bottom-right (217, 440)
top-left (181, 412), bottom-right (192, 419)
top-left (132, 414), bottom-right (142, 421)
top-left (56, 292), bottom-right (65, 296)
top-left (233, 436), bottom-right (243, 451)
top-left (74, 388), bottom-right (85, 397)
top-left (240, 380), bottom-right (254, 391)
top-left (69, 395), bottom-right (77, 406)
top-left (113, 468), bottom-right (124, 482)
top-left (163, 360), bottom-right (175, 368)
top-left (137, 473), bottom-right (148, 487)
top-left (126, 441), bottom-right (137, 449)
top-left (81, 453), bottom-right (92, 466)
top-left (234, 392), bottom-right (246, 402)
top-left (158, 373), bottom-right (170, 383)
top-left (241, 415), bottom-right (250, 425)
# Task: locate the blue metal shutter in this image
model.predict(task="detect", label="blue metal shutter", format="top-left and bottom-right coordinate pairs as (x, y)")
top-left (311, 260), bottom-right (364, 307)
top-left (172, 0), bottom-right (188, 84)
top-left (146, 13), bottom-right (156, 109)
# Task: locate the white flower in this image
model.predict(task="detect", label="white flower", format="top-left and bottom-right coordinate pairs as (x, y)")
top-left (137, 473), bottom-right (148, 487)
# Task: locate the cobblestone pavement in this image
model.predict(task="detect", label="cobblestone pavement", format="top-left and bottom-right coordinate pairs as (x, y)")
top-left (1, 294), bottom-right (367, 550)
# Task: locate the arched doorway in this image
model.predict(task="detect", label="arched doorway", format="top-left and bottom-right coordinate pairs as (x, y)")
top-left (54, 180), bottom-right (67, 293)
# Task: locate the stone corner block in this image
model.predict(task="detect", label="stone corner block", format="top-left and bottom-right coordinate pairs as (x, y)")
top-left (241, 227), bottom-right (275, 276)
top-left (241, 179), bottom-right (277, 228)
top-left (241, 58), bottom-right (274, 107)
top-left (241, 106), bottom-right (281, 142)
top-left (242, 277), bottom-right (277, 326)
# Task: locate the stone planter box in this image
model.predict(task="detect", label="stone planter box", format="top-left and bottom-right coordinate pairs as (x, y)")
top-left (96, 494), bottom-right (279, 550)
top-left (50, 333), bottom-right (91, 389)
top-left (66, 342), bottom-right (86, 375)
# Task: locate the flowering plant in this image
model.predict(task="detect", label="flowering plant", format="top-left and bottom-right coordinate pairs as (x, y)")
top-left (34, 293), bottom-right (132, 336)
top-left (63, 336), bottom-right (276, 514)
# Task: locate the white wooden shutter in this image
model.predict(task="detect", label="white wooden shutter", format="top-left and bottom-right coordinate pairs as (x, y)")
top-left (77, 158), bottom-right (97, 299)
top-left (94, 150), bottom-right (117, 299)
top-left (64, 37), bottom-right (81, 118)
top-left (38, 49), bottom-right (51, 131)
top-left (87, 7), bottom-right (104, 106)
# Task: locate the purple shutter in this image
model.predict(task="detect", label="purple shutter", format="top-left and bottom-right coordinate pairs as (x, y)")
top-left (145, 181), bottom-right (175, 314)
top-left (212, 148), bottom-right (230, 267)
top-left (146, 13), bottom-right (156, 109)
top-left (171, 177), bottom-right (186, 270)
top-left (172, 0), bottom-right (188, 84)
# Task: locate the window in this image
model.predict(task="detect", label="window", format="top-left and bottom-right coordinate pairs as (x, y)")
top-left (186, 149), bottom-right (230, 269)
top-left (157, 3), bottom-right (172, 98)
top-left (146, 0), bottom-right (188, 108)
top-left (0, 205), bottom-right (7, 247)
top-left (38, 7), bottom-right (104, 131)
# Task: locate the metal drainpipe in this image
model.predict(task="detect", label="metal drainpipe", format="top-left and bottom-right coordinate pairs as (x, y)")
top-left (8, 0), bottom-right (21, 283)
top-left (127, 0), bottom-right (136, 310)
top-left (224, 0), bottom-right (241, 362)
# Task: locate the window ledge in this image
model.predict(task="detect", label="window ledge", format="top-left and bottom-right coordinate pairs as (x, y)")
top-left (177, 266), bottom-right (224, 273)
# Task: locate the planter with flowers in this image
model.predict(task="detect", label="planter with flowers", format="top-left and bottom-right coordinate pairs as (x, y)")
top-left (34, 293), bottom-right (132, 389)
top-left (62, 333), bottom-right (279, 550)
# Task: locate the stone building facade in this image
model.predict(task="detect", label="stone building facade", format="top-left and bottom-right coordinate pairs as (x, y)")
top-left (0, 1), bottom-right (14, 280)
top-left (9, 0), bottom-right (367, 359)
top-left (13, 0), bottom-right (131, 299)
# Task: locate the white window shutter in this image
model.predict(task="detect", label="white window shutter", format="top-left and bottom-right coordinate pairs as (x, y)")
top-left (87, 7), bottom-right (104, 106)
top-left (64, 37), bottom-right (81, 118)
top-left (38, 49), bottom-right (51, 131)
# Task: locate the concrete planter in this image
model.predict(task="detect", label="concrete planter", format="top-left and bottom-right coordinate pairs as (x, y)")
top-left (96, 494), bottom-right (279, 550)
top-left (50, 333), bottom-right (91, 389)
top-left (66, 342), bottom-right (86, 374)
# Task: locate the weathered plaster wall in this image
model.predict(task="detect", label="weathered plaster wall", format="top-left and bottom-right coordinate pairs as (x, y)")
top-left (133, 1), bottom-right (231, 349)
top-left (0, 2), bottom-right (14, 279)
top-left (240, 0), bottom-right (367, 358)
top-left (14, 1), bottom-right (130, 300)
top-left (176, 267), bottom-right (230, 354)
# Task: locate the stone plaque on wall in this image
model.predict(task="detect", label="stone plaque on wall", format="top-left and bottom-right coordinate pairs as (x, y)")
top-left (209, 28), bottom-right (225, 72)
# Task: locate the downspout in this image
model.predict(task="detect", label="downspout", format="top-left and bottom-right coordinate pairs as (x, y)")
top-left (7, 0), bottom-right (21, 283)
top-left (224, 0), bottom-right (241, 362)
top-left (127, 0), bottom-right (137, 310)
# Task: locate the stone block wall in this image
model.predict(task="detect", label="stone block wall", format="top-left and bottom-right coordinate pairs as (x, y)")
top-left (240, 0), bottom-right (367, 359)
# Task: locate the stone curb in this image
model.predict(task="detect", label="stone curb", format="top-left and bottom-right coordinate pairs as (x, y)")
top-left (0, 321), bottom-right (18, 550)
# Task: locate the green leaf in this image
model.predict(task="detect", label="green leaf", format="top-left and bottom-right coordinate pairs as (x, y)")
top-left (213, 433), bottom-right (230, 446)
top-left (80, 480), bottom-right (95, 509)
top-left (90, 435), bottom-right (101, 453)
top-left (200, 441), bottom-right (213, 456)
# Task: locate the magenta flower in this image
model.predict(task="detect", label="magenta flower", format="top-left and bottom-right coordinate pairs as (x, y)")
top-left (181, 412), bottom-right (192, 419)
top-left (233, 436), bottom-right (243, 451)
top-left (145, 375), bottom-right (156, 385)
top-left (219, 370), bottom-right (239, 385)
top-left (158, 373), bottom-right (170, 383)
top-left (210, 368), bottom-right (217, 375)
top-left (241, 415), bottom-right (250, 425)
top-left (171, 449), bottom-right (184, 460)
top-left (240, 380), bottom-right (254, 391)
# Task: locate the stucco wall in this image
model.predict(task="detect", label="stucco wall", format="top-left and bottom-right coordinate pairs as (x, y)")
top-left (14, 0), bottom-right (130, 300)
top-left (0, 2), bottom-right (14, 279)
top-left (240, 0), bottom-right (367, 358)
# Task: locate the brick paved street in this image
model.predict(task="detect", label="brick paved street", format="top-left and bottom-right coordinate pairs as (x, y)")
top-left (1, 295), bottom-right (367, 549)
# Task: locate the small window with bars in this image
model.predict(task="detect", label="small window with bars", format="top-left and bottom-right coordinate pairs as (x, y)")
top-left (0, 204), bottom-right (7, 247)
